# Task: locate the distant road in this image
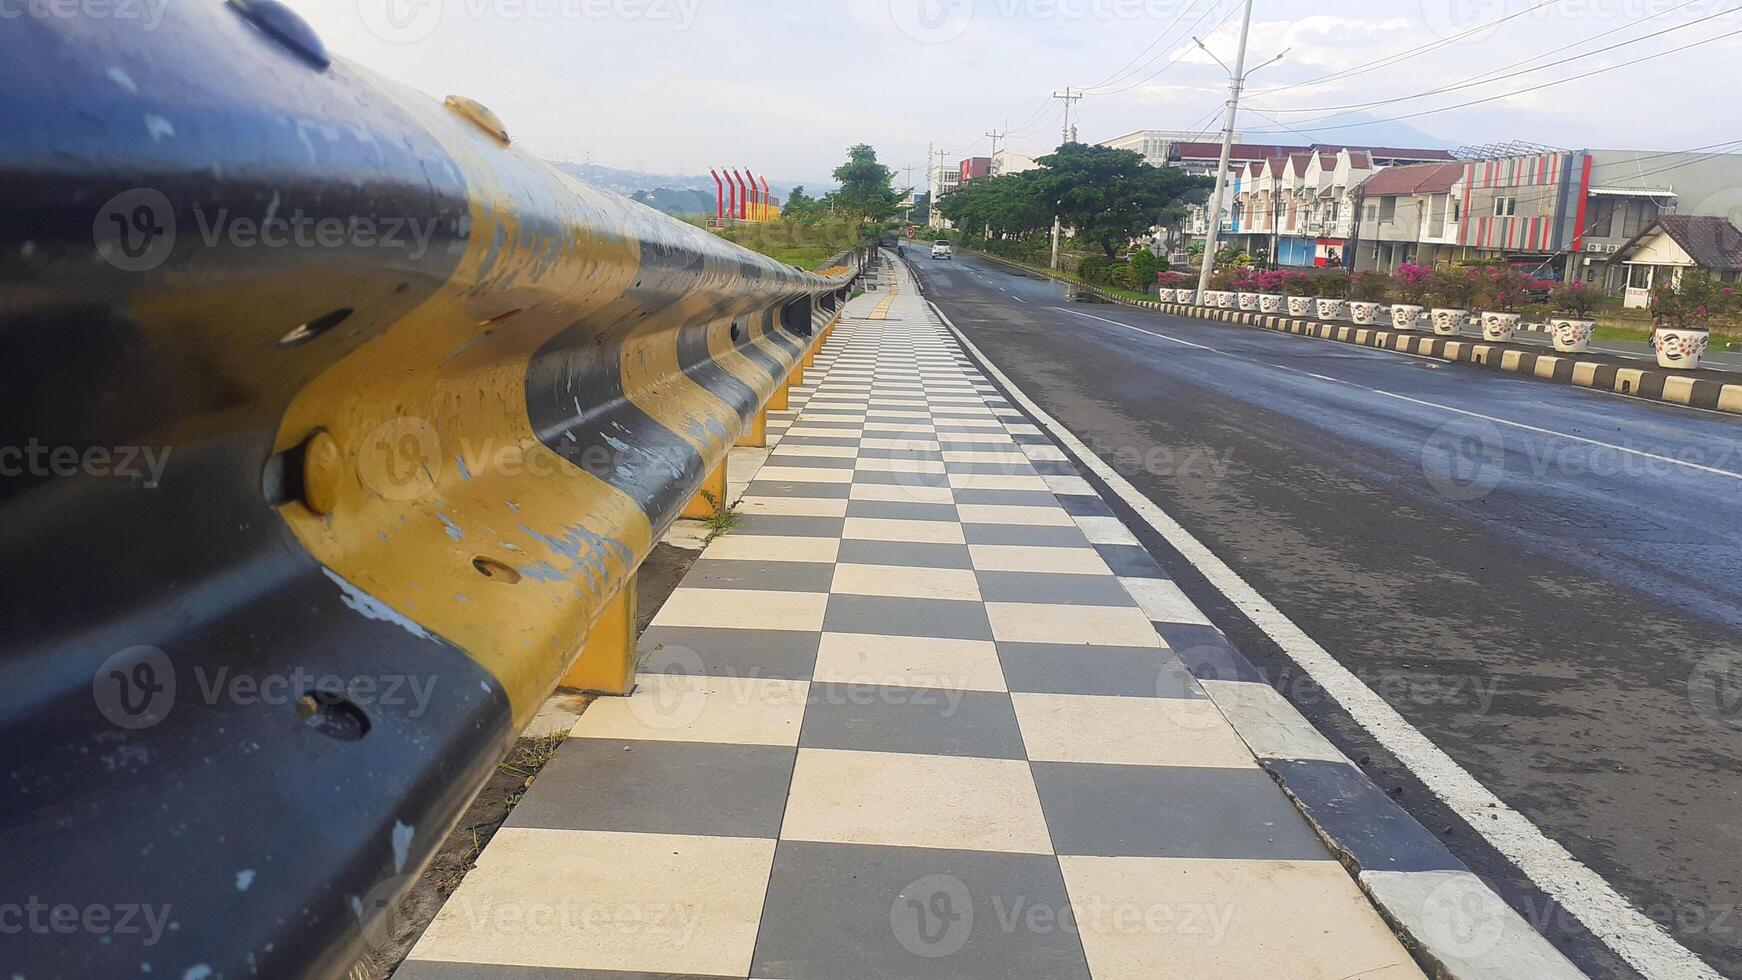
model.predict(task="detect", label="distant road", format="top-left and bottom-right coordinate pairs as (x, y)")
top-left (912, 249), bottom-right (1742, 980)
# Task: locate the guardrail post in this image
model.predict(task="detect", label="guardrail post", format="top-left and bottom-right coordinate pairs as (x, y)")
top-left (735, 409), bottom-right (769, 447)
top-left (680, 459), bottom-right (728, 520)
top-left (559, 572), bottom-right (638, 696)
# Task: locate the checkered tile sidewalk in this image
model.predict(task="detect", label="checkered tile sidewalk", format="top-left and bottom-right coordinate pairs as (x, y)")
top-left (396, 263), bottom-right (1426, 979)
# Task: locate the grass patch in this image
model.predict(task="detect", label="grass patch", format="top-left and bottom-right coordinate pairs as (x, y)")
top-left (708, 218), bottom-right (873, 270)
top-left (699, 491), bottom-right (742, 544)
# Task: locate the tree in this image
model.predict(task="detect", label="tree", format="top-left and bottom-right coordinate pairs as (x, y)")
top-left (783, 185), bottom-right (817, 222)
top-left (1040, 143), bottom-right (1211, 258)
top-left (934, 169), bottom-right (1052, 240)
top-left (831, 144), bottom-right (901, 221)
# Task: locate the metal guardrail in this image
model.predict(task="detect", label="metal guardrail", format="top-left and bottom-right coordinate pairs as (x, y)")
top-left (0, 3), bottom-right (862, 976)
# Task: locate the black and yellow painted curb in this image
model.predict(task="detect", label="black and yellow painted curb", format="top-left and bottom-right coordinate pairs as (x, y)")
top-left (969, 251), bottom-right (1742, 418)
top-left (0, 4), bottom-right (856, 976)
top-left (1157, 304), bottom-right (1742, 417)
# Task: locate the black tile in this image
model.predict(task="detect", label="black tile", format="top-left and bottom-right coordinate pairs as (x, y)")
top-left (846, 500), bottom-right (960, 522)
top-left (974, 571), bottom-right (1136, 607)
top-left (950, 488), bottom-right (1059, 507)
top-left (801, 684), bottom-right (1025, 759)
top-left (734, 514), bottom-right (848, 537)
top-left (1094, 543), bottom-right (1166, 579)
top-left (1264, 760), bottom-right (1464, 873)
top-left (507, 739), bottom-right (795, 838)
top-left (997, 642), bottom-right (1203, 699)
top-left (1056, 494), bottom-right (1114, 518)
top-left (685, 559), bottom-right (836, 593)
top-left (824, 594), bottom-right (993, 641)
top-left (637, 626), bottom-right (820, 681)
top-left (1032, 763), bottom-right (1331, 860)
top-left (752, 841), bottom-right (1092, 980)
top-left (743, 480), bottom-right (853, 500)
top-left (1156, 624), bottom-right (1269, 684)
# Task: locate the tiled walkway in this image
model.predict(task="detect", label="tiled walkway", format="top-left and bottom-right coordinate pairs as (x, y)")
top-left (397, 261), bottom-right (1427, 979)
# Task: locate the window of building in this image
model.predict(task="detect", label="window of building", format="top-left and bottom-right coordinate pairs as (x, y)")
top-left (1452, 200), bottom-right (1461, 222)
top-left (1378, 197), bottom-right (1396, 221)
top-left (1493, 196), bottom-right (1517, 217)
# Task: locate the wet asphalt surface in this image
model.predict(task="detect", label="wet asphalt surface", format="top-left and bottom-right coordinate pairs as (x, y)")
top-left (908, 250), bottom-right (1742, 979)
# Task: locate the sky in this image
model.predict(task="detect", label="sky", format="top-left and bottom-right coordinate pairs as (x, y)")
top-left (296, 0), bottom-right (1742, 189)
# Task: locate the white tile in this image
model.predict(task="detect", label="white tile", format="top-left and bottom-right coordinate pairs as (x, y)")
top-left (831, 563), bottom-right (982, 601)
top-left (1118, 577), bottom-right (1211, 625)
top-left (406, 830), bottom-right (776, 976)
top-left (703, 535), bottom-right (840, 563)
top-left (842, 517), bottom-right (967, 545)
top-left (738, 495), bottom-right (850, 518)
top-left (1011, 693), bottom-right (1255, 767)
top-left (1074, 515), bottom-right (1141, 545)
top-left (984, 602), bottom-right (1163, 647)
top-left (957, 503), bottom-right (1076, 527)
top-left (574, 675), bottom-right (809, 746)
top-left (812, 632), bottom-right (1006, 692)
top-left (781, 749), bottom-right (1052, 853)
top-left (651, 588), bottom-right (828, 631)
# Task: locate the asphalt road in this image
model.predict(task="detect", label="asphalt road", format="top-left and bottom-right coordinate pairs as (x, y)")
top-left (907, 249), bottom-right (1742, 979)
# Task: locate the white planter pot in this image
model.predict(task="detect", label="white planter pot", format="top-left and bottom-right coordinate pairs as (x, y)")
top-left (1155, 288), bottom-right (1174, 302)
top-left (1430, 308), bottom-right (1465, 335)
top-left (1392, 304), bottom-right (1424, 330)
top-left (1654, 327), bottom-right (1710, 369)
top-left (1314, 298), bottom-right (1346, 320)
top-left (1203, 290), bottom-right (1227, 307)
top-left (1549, 318), bottom-right (1594, 353)
top-left (1286, 296), bottom-right (1313, 317)
top-left (1259, 293), bottom-right (1285, 313)
top-left (1237, 292), bottom-right (1259, 311)
top-left (1349, 301), bottom-right (1382, 325)
top-left (1481, 311), bottom-right (1521, 342)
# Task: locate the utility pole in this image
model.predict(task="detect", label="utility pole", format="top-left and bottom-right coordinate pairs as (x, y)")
top-left (1193, 0), bottom-right (1286, 302)
top-left (1051, 214), bottom-right (1062, 271)
top-left (985, 129), bottom-right (1005, 173)
top-left (1052, 88), bottom-right (1083, 145)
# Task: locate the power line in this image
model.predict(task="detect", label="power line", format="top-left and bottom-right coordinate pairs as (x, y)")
top-left (1084, 0), bottom-right (1220, 91)
top-left (1094, 2), bottom-right (1244, 96)
top-left (1245, 0), bottom-right (1561, 97)
top-left (1255, 1), bottom-right (1734, 115)
top-left (1243, 24), bottom-right (1742, 135)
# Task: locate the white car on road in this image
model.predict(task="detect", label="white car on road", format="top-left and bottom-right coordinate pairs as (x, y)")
top-left (931, 241), bottom-right (953, 260)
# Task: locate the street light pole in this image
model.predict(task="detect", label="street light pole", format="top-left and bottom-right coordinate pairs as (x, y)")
top-left (1194, 0), bottom-right (1255, 302)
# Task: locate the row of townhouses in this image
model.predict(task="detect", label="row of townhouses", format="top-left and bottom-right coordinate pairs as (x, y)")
top-left (1185, 142), bottom-right (1742, 301)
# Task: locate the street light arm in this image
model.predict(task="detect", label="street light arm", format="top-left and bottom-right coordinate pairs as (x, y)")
top-left (1241, 48), bottom-right (1289, 81)
top-left (1192, 36), bottom-right (1233, 77)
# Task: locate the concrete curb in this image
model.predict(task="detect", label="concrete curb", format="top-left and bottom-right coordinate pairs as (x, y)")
top-left (969, 250), bottom-right (1741, 418)
top-left (921, 272), bottom-right (1589, 980)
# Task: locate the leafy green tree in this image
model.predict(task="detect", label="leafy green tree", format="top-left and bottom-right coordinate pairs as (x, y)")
top-left (1041, 143), bottom-right (1211, 258)
top-left (782, 185), bottom-right (817, 222)
top-left (831, 144), bottom-right (901, 221)
top-left (935, 169), bottom-right (1053, 240)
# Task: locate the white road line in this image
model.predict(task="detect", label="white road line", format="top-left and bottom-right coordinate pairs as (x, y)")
top-left (935, 298), bottom-right (1722, 980)
top-left (1056, 307), bottom-right (1742, 483)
